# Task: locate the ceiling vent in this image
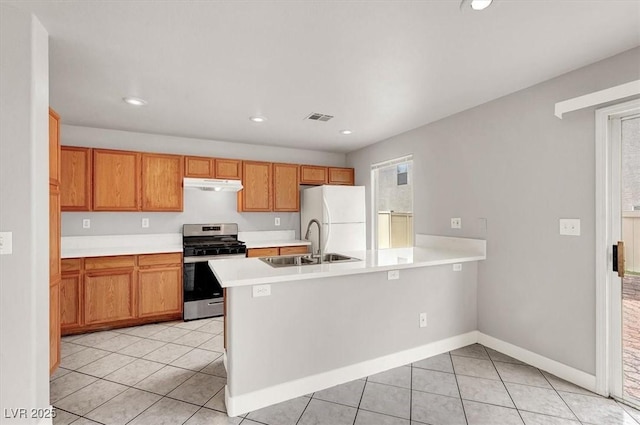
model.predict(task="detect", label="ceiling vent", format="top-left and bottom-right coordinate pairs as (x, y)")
top-left (305, 112), bottom-right (334, 122)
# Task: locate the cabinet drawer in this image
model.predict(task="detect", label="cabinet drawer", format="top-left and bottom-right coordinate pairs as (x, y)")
top-left (247, 247), bottom-right (280, 258)
top-left (139, 253), bottom-right (182, 267)
top-left (279, 246), bottom-right (309, 255)
top-left (85, 255), bottom-right (136, 270)
top-left (62, 258), bottom-right (82, 272)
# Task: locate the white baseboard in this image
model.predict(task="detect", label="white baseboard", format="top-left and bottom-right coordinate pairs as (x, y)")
top-left (477, 332), bottom-right (597, 394)
top-left (225, 330), bottom-right (479, 417)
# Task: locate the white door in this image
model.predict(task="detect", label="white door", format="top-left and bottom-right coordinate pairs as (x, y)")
top-left (322, 186), bottom-right (365, 224)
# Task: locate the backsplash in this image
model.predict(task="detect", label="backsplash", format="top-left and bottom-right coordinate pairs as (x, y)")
top-left (61, 189), bottom-right (301, 237)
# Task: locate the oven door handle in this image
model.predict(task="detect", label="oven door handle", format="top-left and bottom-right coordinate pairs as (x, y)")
top-left (184, 254), bottom-right (246, 263)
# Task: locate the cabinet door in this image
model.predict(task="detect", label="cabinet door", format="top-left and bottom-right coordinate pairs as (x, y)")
top-left (61, 269), bottom-right (83, 330)
top-left (273, 163), bottom-right (299, 212)
top-left (300, 165), bottom-right (327, 185)
top-left (49, 109), bottom-right (60, 185)
top-left (215, 158), bottom-right (242, 180)
top-left (85, 269), bottom-right (136, 324)
top-left (61, 146), bottom-right (92, 211)
top-left (239, 161), bottom-right (272, 211)
top-left (93, 149), bottom-right (141, 211)
top-left (328, 167), bottom-right (355, 185)
top-left (185, 156), bottom-right (214, 178)
top-left (138, 266), bottom-right (182, 317)
top-left (142, 153), bottom-right (184, 211)
top-left (50, 282), bottom-right (60, 374)
top-left (50, 185), bottom-right (61, 284)
top-left (247, 247), bottom-right (279, 258)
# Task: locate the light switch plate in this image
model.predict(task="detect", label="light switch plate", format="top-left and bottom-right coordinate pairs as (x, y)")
top-left (453, 263), bottom-right (462, 272)
top-left (142, 218), bottom-right (149, 228)
top-left (559, 218), bottom-right (581, 236)
top-left (253, 284), bottom-right (271, 297)
top-left (82, 219), bottom-right (91, 229)
top-left (0, 232), bottom-right (13, 255)
top-left (451, 218), bottom-right (462, 229)
top-left (388, 270), bottom-right (400, 280)
top-left (275, 217), bottom-right (280, 226)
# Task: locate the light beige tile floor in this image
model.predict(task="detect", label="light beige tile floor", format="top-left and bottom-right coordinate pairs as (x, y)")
top-left (52, 320), bottom-right (640, 425)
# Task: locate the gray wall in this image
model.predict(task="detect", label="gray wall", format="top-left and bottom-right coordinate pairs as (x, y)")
top-left (228, 263), bottom-right (477, 395)
top-left (0, 5), bottom-right (50, 421)
top-left (347, 47), bottom-right (640, 375)
top-left (60, 125), bottom-right (346, 237)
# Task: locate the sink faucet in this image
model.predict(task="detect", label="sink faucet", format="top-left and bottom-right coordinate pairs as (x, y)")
top-left (304, 219), bottom-right (323, 263)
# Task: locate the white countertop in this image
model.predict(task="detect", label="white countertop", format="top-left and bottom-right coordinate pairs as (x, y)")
top-left (238, 230), bottom-right (311, 249)
top-left (61, 233), bottom-right (182, 258)
top-left (210, 236), bottom-right (486, 287)
top-left (244, 239), bottom-right (311, 249)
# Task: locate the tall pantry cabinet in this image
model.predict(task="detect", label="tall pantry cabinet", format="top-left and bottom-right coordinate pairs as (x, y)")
top-left (49, 109), bottom-right (61, 374)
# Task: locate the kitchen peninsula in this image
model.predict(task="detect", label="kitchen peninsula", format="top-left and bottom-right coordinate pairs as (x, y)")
top-left (211, 235), bottom-right (486, 416)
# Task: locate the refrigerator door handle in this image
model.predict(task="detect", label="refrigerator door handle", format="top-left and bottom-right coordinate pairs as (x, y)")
top-left (323, 197), bottom-right (331, 253)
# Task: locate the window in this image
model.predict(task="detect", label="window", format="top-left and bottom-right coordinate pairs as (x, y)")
top-left (371, 155), bottom-right (414, 249)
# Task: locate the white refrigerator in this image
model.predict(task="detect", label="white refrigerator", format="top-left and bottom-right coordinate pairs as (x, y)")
top-left (300, 185), bottom-right (366, 253)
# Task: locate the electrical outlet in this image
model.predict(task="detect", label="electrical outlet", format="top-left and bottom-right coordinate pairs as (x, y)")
top-left (388, 270), bottom-right (400, 280)
top-left (142, 218), bottom-right (150, 228)
top-left (419, 313), bottom-right (427, 328)
top-left (275, 217), bottom-right (280, 226)
top-left (82, 219), bottom-right (91, 229)
top-left (0, 231), bottom-right (13, 255)
top-left (253, 284), bottom-right (271, 297)
top-left (451, 218), bottom-right (462, 229)
top-left (453, 263), bottom-right (462, 272)
top-left (559, 218), bottom-right (580, 236)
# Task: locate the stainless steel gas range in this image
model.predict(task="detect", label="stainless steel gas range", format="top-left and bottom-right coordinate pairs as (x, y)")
top-left (182, 223), bottom-right (246, 321)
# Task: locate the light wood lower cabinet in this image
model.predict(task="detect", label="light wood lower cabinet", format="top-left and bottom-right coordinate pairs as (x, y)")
top-left (49, 108), bottom-right (61, 375)
top-left (138, 253), bottom-right (182, 318)
top-left (61, 253), bottom-right (183, 335)
top-left (85, 268), bottom-right (136, 325)
top-left (49, 283), bottom-right (60, 372)
top-left (247, 245), bottom-right (309, 257)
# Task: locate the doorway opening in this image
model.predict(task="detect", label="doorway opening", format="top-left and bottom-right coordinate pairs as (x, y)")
top-left (371, 155), bottom-right (414, 249)
top-left (595, 99), bottom-right (640, 407)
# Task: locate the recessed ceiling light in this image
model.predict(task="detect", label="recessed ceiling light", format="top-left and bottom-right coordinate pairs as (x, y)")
top-left (122, 96), bottom-right (147, 106)
top-left (250, 116), bottom-right (267, 123)
top-left (460, 0), bottom-right (493, 11)
top-left (340, 130), bottom-right (353, 135)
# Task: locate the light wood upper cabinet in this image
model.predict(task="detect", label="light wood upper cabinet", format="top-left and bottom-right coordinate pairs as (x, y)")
top-left (142, 153), bottom-right (184, 211)
top-left (215, 158), bottom-right (242, 180)
top-left (239, 161), bottom-right (272, 212)
top-left (49, 109), bottom-right (60, 186)
top-left (93, 149), bottom-right (141, 211)
top-left (328, 167), bottom-right (355, 185)
top-left (300, 165), bottom-right (328, 185)
top-left (50, 186), bottom-right (61, 284)
top-left (61, 146), bottom-right (92, 211)
top-left (273, 163), bottom-right (299, 212)
top-left (138, 253), bottom-right (182, 318)
top-left (184, 156), bottom-right (214, 178)
top-left (84, 257), bottom-right (136, 325)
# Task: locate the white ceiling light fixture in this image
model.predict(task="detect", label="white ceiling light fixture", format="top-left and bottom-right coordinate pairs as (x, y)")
top-left (460, 0), bottom-right (493, 11)
top-left (250, 116), bottom-right (267, 123)
top-left (122, 96), bottom-right (147, 106)
top-left (340, 130), bottom-right (353, 135)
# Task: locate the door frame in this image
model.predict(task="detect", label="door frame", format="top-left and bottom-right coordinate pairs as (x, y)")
top-left (595, 98), bottom-right (640, 397)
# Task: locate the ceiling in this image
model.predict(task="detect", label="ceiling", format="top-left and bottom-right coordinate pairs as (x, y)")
top-left (9, 1), bottom-right (640, 153)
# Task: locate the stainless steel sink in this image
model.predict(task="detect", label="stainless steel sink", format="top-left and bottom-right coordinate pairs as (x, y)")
top-left (259, 253), bottom-right (359, 268)
top-left (260, 255), bottom-right (317, 267)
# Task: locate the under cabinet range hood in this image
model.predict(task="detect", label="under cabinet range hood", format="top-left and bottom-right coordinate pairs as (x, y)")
top-left (183, 178), bottom-right (243, 192)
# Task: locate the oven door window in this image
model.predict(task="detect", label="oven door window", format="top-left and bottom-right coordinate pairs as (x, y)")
top-left (183, 262), bottom-right (223, 302)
